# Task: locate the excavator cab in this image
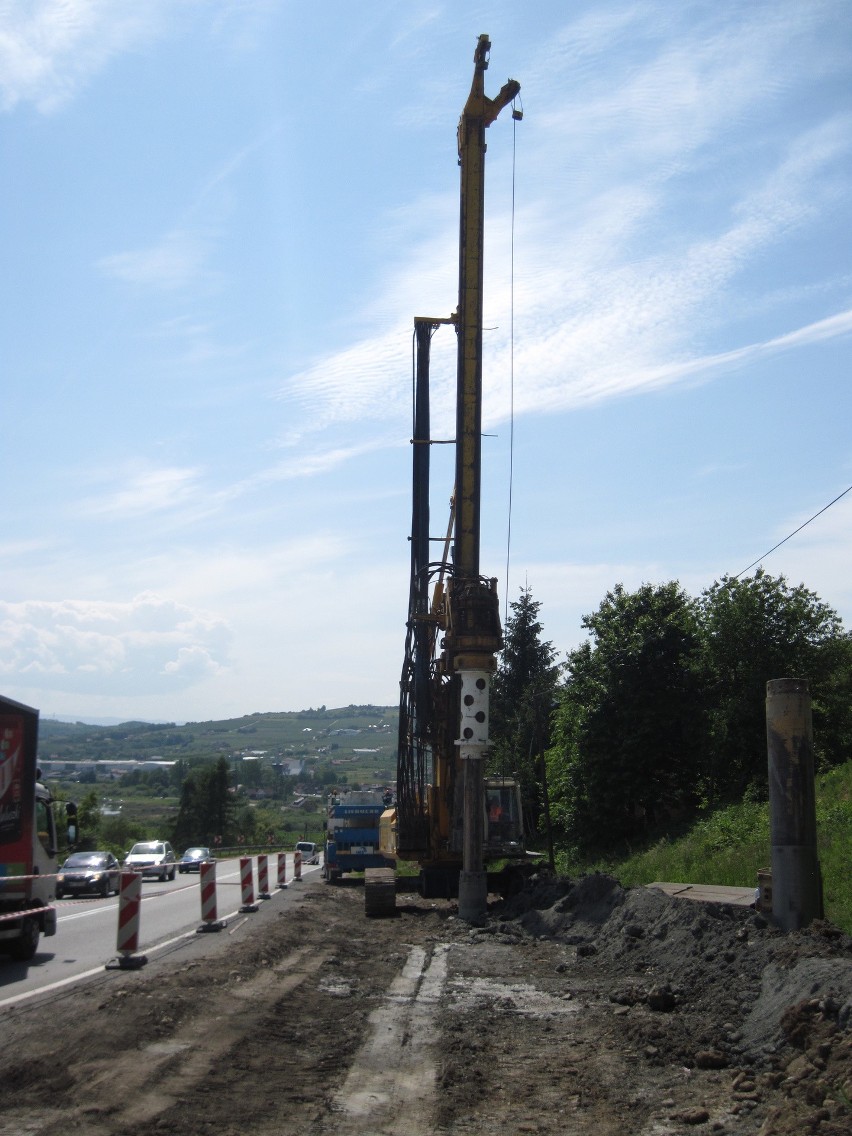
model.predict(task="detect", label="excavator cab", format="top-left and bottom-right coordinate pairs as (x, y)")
top-left (484, 778), bottom-right (524, 855)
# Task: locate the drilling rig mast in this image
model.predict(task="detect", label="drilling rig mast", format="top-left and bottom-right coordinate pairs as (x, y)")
top-left (394, 35), bottom-right (521, 923)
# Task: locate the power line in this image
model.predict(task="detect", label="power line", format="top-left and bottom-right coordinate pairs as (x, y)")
top-left (734, 483), bottom-right (852, 579)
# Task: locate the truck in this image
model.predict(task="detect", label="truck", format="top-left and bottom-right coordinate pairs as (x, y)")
top-left (323, 790), bottom-right (395, 883)
top-left (0, 695), bottom-right (59, 961)
top-left (369, 36), bottom-right (532, 918)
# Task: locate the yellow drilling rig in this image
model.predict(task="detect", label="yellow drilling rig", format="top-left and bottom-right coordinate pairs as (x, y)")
top-left (369, 36), bottom-right (531, 921)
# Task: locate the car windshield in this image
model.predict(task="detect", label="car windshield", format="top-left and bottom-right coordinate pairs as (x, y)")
top-left (131, 842), bottom-right (163, 855)
top-left (64, 853), bottom-right (108, 868)
top-left (296, 843), bottom-right (313, 852)
top-left (183, 848), bottom-right (208, 858)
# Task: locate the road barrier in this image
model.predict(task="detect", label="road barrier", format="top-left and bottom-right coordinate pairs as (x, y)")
top-left (277, 852), bottom-right (288, 889)
top-left (257, 854), bottom-right (271, 900)
top-left (197, 860), bottom-right (225, 932)
top-left (106, 871), bottom-right (147, 969)
top-left (293, 850), bottom-right (302, 883)
top-left (239, 856), bottom-right (259, 913)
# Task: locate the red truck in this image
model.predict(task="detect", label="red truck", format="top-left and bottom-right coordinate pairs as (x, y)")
top-left (0, 695), bottom-right (59, 961)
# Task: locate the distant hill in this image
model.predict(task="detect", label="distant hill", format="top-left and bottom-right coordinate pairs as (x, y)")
top-left (46, 716), bottom-right (176, 727)
top-left (38, 705), bottom-right (399, 770)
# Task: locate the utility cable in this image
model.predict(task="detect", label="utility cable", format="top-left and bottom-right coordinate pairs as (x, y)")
top-left (733, 483), bottom-right (852, 579)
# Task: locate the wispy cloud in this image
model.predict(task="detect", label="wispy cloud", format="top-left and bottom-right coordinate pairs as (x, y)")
top-left (99, 229), bottom-right (211, 291)
top-left (0, 0), bottom-right (168, 114)
top-left (273, 5), bottom-right (852, 443)
top-left (77, 466), bottom-right (203, 520)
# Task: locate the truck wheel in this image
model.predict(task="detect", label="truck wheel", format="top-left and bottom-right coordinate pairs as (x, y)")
top-left (10, 917), bottom-right (40, 962)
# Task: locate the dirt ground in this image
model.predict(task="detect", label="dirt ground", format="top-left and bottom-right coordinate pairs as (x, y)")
top-left (1, 873), bottom-right (851, 1135)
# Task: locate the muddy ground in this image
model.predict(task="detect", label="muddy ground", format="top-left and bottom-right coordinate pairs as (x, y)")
top-left (1, 873), bottom-right (851, 1135)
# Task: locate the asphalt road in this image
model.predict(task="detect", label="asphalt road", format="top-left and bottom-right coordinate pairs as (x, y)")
top-left (0, 854), bottom-right (323, 1008)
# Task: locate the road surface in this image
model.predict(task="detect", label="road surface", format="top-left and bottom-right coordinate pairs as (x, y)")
top-left (0, 853), bottom-right (322, 1008)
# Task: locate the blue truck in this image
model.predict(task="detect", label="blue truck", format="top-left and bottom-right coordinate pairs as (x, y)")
top-left (323, 790), bottom-right (394, 883)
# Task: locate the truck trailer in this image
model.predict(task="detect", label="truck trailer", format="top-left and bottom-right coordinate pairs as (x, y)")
top-left (323, 790), bottom-right (395, 883)
top-left (0, 695), bottom-right (59, 961)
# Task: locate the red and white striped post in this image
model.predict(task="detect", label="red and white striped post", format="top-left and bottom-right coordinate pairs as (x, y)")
top-left (239, 855), bottom-right (258, 913)
top-left (197, 859), bottom-right (225, 932)
top-left (107, 871), bottom-right (148, 969)
top-left (277, 852), bottom-right (288, 889)
top-left (293, 849), bottom-right (302, 883)
top-left (257, 853), bottom-right (271, 900)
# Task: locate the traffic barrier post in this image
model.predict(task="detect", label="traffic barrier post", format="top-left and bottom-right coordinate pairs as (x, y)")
top-left (257, 853), bottom-right (271, 900)
top-left (293, 849), bottom-right (302, 882)
top-left (277, 851), bottom-right (288, 889)
top-left (106, 871), bottom-right (148, 969)
top-left (239, 856), bottom-right (259, 913)
top-left (197, 860), bottom-right (225, 932)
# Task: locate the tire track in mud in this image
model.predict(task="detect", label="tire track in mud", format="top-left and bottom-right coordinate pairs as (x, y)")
top-left (4, 945), bottom-right (331, 1136)
top-left (331, 942), bottom-right (449, 1134)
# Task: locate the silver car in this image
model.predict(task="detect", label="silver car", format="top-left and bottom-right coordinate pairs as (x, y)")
top-left (125, 840), bottom-right (176, 881)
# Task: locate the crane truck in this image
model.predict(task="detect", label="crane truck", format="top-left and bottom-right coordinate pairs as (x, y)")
top-left (0, 695), bottom-right (59, 961)
top-left (367, 36), bottom-right (532, 919)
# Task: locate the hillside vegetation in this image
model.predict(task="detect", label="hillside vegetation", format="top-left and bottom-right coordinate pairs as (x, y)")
top-left (558, 759), bottom-right (852, 933)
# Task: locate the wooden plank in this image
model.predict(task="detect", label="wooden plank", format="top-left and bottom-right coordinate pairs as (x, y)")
top-left (648, 881), bottom-right (757, 907)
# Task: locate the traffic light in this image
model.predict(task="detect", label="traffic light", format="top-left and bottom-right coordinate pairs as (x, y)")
top-left (66, 800), bottom-right (78, 846)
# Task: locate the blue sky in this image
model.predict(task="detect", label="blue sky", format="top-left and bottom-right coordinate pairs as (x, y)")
top-left (2, 0), bottom-right (851, 724)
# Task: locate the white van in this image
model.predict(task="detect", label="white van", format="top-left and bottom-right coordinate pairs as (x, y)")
top-left (294, 841), bottom-right (319, 865)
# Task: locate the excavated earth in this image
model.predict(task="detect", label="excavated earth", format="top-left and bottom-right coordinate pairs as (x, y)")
top-left (1, 873), bottom-right (851, 1135)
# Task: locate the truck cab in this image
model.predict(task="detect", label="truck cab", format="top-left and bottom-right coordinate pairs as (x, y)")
top-left (1, 696), bottom-right (59, 961)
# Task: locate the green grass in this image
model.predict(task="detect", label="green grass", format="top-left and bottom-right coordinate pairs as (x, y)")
top-left (555, 760), bottom-right (852, 934)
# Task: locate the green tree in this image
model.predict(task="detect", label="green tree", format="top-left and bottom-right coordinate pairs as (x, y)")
top-left (699, 570), bottom-right (852, 799)
top-left (172, 757), bottom-right (235, 848)
top-left (547, 582), bottom-right (709, 852)
top-left (490, 587), bottom-right (561, 836)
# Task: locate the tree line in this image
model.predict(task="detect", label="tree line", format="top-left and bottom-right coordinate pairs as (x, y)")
top-left (489, 571), bottom-right (852, 855)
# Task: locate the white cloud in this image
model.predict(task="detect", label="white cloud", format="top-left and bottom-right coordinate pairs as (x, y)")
top-left (163, 645), bottom-right (222, 679)
top-left (0, 593), bottom-right (232, 695)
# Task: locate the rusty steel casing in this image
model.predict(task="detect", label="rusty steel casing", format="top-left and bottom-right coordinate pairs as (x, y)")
top-left (766, 678), bottom-right (823, 931)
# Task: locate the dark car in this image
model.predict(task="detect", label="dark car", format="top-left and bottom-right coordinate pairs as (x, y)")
top-left (56, 851), bottom-right (121, 899)
top-left (178, 846), bottom-right (212, 873)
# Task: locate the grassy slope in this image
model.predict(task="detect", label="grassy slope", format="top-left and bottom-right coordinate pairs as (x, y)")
top-left (556, 760), bottom-right (852, 934)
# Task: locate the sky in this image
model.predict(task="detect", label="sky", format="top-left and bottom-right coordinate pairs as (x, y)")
top-left (2, 0), bottom-right (851, 724)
